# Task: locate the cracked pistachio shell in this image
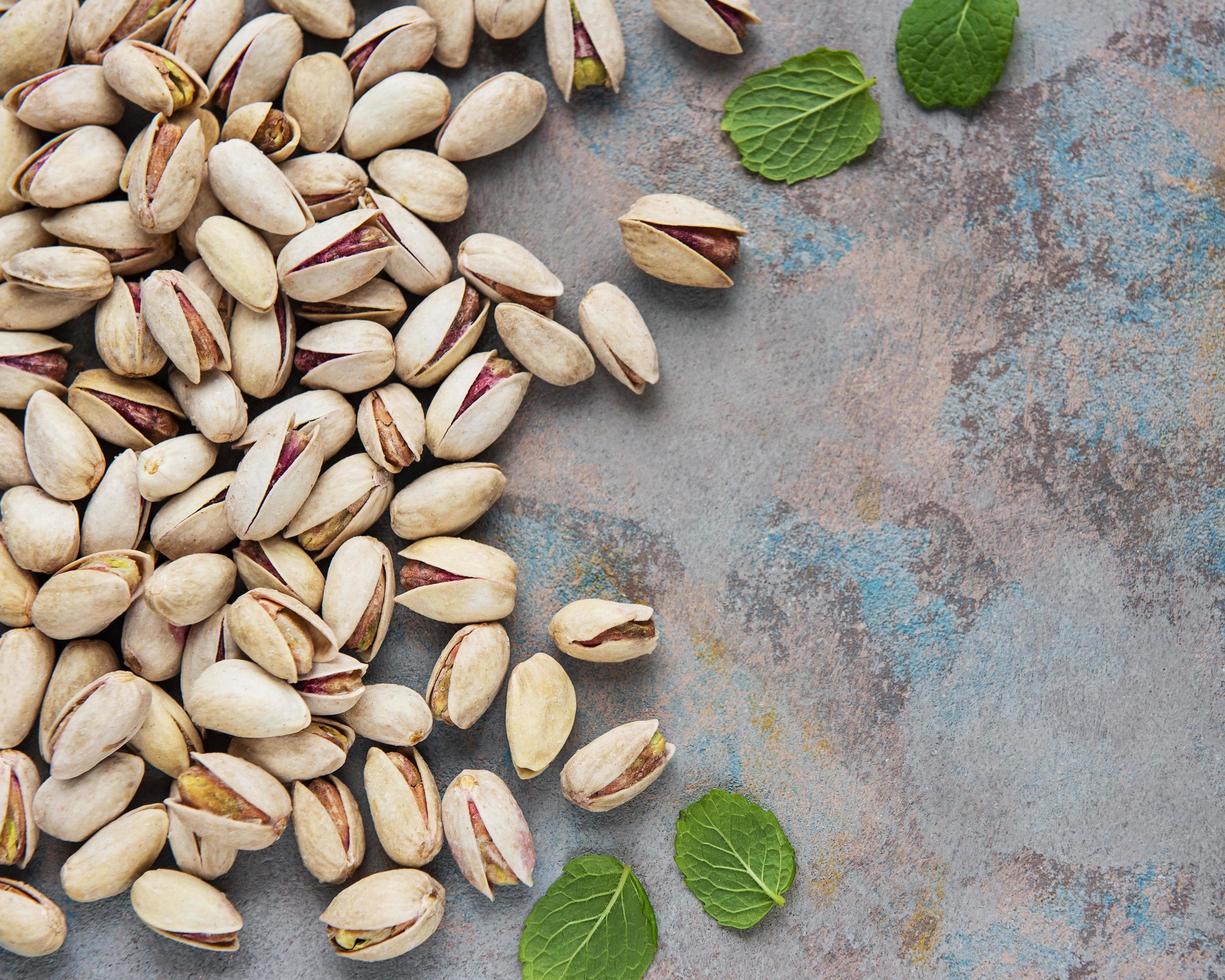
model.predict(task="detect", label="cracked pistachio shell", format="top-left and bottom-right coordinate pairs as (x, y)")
top-left (423, 350), bottom-right (531, 462)
top-left (232, 537), bottom-right (324, 611)
top-left (475, 0), bottom-right (542, 39)
top-left (95, 278), bottom-right (166, 378)
top-left (9, 127), bottom-right (125, 210)
top-left (137, 433), bottom-right (216, 502)
top-left (24, 391), bottom-right (107, 501)
top-left (164, 0), bottom-right (244, 76)
top-left (342, 7), bottom-right (437, 96)
top-left (179, 603), bottom-right (238, 703)
top-left (294, 774), bottom-right (364, 884)
top-left (370, 149), bottom-right (467, 223)
top-left (69, 0), bottom-right (183, 64)
top-left (280, 152), bottom-right (366, 221)
top-left (436, 72), bottom-right (545, 162)
top-left (207, 13), bottom-right (303, 115)
top-left (0, 330), bottom-right (69, 409)
top-left (166, 751), bottom-right (291, 850)
top-left (68, 370), bottom-right (185, 451)
top-left (271, 0), bottom-right (353, 39)
top-left (618, 192), bottom-right (747, 288)
top-left (301, 277), bottom-right (405, 327)
top-left (120, 595), bottom-right (188, 681)
top-left (1, 485), bottom-right (77, 574)
top-left (560, 719), bottom-right (675, 812)
top-left (42, 202), bottom-right (174, 276)
top-left (322, 535), bottom-right (394, 662)
top-left (166, 808), bottom-right (236, 880)
top-left (426, 622), bottom-right (509, 729)
top-left (285, 453), bottom-right (393, 560)
top-left (357, 383), bottom-right (424, 474)
top-left (0, 415), bottom-right (32, 491)
top-left (0, 0), bottom-right (71, 91)
top-left (149, 470), bottom-right (236, 559)
top-left (130, 868), bottom-right (242, 950)
top-left (365, 746), bottom-right (442, 867)
top-left (338, 682), bottom-right (431, 746)
top-left (127, 115), bottom-right (207, 234)
top-left (0, 208), bottom-right (53, 265)
top-left (390, 462), bottom-right (505, 541)
top-left (393, 278), bottom-right (486, 388)
top-left (44, 669), bottom-right (153, 778)
top-left (235, 388), bottom-right (356, 460)
top-left (0, 750), bottom-right (38, 868)
top-left (6, 65), bottom-right (123, 132)
top-left (342, 72), bottom-right (450, 161)
top-left (442, 769), bottom-right (534, 899)
top-left (506, 652), bottom-right (574, 778)
top-left (60, 803), bottom-right (168, 902)
top-left (128, 683), bottom-right (203, 777)
top-left (0, 532), bottom-right (37, 626)
top-left (169, 368), bottom-right (248, 444)
top-left (102, 41), bottom-right (208, 115)
top-left (295, 319), bottom-right (396, 393)
top-left (651, 0), bottom-right (757, 54)
top-left (395, 535), bottom-right (516, 623)
top-left (143, 268), bottom-right (231, 383)
top-left (578, 282), bottom-right (659, 392)
top-left (0, 283), bottom-right (94, 331)
top-left (144, 553), bottom-right (236, 627)
top-left (284, 54), bottom-right (352, 154)
top-left (277, 209), bottom-right (394, 303)
top-left (81, 449), bottom-right (150, 554)
top-left (220, 101), bottom-right (301, 162)
top-left (196, 214), bottom-right (278, 313)
top-left (418, 0), bottom-right (472, 68)
top-left (458, 233), bottom-right (562, 313)
top-left (362, 188), bottom-right (451, 295)
top-left (228, 587), bottom-right (339, 683)
top-left (545, 0), bottom-right (624, 100)
top-left (549, 598), bottom-right (657, 662)
top-left (226, 415), bottom-right (325, 541)
top-left (0, 878), bottom-right (65, 957)
top-left (174, 165), bottom-right (223, 260)
top-left (320, 868), bottom-right (445, 961)
top-left (274, 649), bottom-right (361, 717)
top-left (229, 717), bottom-right (353, 781)
top-left (209, 138), bottom-right (313, 236)
top-left (4, 245), bottom-right (113, 301)
top-left (0, 108), bottom-right (39, 219)
top-left (0, 628), bottom-right (53, 747)
top-left (37, 639), bottom-right (117, 760)
top-left (495, 304), bottom-right (594, 386)
top-left (32, 750), bottom-right (140, 841)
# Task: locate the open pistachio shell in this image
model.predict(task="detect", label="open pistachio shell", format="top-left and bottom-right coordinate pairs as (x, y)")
top-left (1, 484), bottom-right (79, 574)
top-left (0, 330), bottom-right (69, 409)
top-left (32, 549), bottom-right (153, 640)
top-left (494, 304), bottom-right (595, 386)
top-left (320, 868), bottom-right (445, 961)
top-left (81, 449), bottom-right (151, 554)
top-left (390, 462), bottom-right (505, 541)
top-left (60, 803), bottom-right (169, 902)
top-left (3, 244), bottom-right (114, 299)
top-left (294, 319), bottom-right (396, 393)
top-left (45, 669), bottom-right (153, 778)
top-left (338, 682), bottom-right (431, 746)
top-left (9, 127), bottom-right (126, 210)
top-left (422, 350), bottom-right (531, 462)
top-left (544, 0), bottom-right (624, 100)
top-left (393, 278), bottom-right (488, 388)
top-left (220, 101), bottom-right (301, 162)
top-left (32, 751), bottom-right (142, 842)
top-left (127, 683), bottom-right (203, 777)
top-left (505, 652), bottom-right (575, 778)
top-left (227, 587), bottom-right (339, 683)
top-left (457, 232), bottom-right (562, 313)
top-left (42, 201), bottom-right (175, 276)
top-left (342, 7), bottom-right (437, 96)
top-left (127, 114), bottom-right (207, 235)
top-left (276, 208), bottom-right (394, 303)
top-left (617, 192), bottom-right (747, 288)
top-left (142, 268), bottom-right (231, 383)
top-left (226, 414), bottom-right (325, 541)
top-left (280, 151), bottom-right (366, 221)
top-left (0, 531), bottom-right (37, 626)
top-left (364, 746), bottom-right (442, 867)
top-left (395, 535), bottom-right (516, 623)
top-left (69, 0), bottom-right (185, 65)
top-left (0, 107), bottom-right (40, 218)
top-left (284, 452), bottom-right (393, 561)
top-left (95, 279), bottom-right (166, 378)
top-left (233, 536), bottom-right (325, 611)
top-left (166, 807), bottom-right (238, 881)
top-left (361, 188), bottom-right (451, 296)
top-left (0, 0), bottom-right (73, 93)
top-left (229, 717), bottom-right (353, 781)
top-left (292, 774), bottom-right (364, 884)
top-left (426, 622), bottom-right (509, 729)
top-left (101, 40), bottom-right (209, 116)
top-left (559, 718), bottom-right (676, 812)
top-left (235, 388), bottom-right (356, 460)
top-left (441, 768), bottom-right (534, 899)
top-left (149, 470), bottom-right (236, 559)
top-left (293, 651), bottom-right (366, 715)
top-left (37, 638), bottom-right (118, 760)
top-left (357, 383), bottom-right (424, 474)
top-left (322, 535), bottom-right (394, 662)
top-left (548, 597), bottom-right (657, 662)
top-left (68, 369), bottom-right (185, 450)
top-left (651, 0), bottom-right (758, 54)
top-left (166, 751), bottom-right (291, 851)
top-left (130, 868), bottom-right (242, 951)
top-left (164, 0), bottom-right (245, 76)
top-left (206, 13), bottom-right (303, 115)
top-left (179, 603), bottom-right (239, 704)
top-left (435, 72), bottom-right (545, 162)
top-left (0, 878), bottom-right (66, 957)
top-left (0, 749), bottom-right (38, 869)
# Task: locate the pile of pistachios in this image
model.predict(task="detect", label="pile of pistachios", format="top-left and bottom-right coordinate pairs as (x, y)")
top-left (0, 0), bottom-right (749, 963)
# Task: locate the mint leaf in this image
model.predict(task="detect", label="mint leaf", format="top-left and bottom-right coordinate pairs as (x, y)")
top-left (674, 789), bottom-right (795, 929)
top-left (720, 48), bottom-right (881, 184)
top-left (519, 855), bottom-right (657, 980)
top-left (896, 0), bottom-right (1020, 109)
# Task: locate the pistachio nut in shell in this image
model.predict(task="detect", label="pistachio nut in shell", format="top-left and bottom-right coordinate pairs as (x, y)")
top-left (475, 0), bottom-right (543, 39)
top-left (37, 638), bottom-right (118, 761)
top-left (322, 535), bottom-right (394, 661)
top-left (163, 0), bottom-right (245, 76)
top-left (0, 878), bottom-right (66, 958)
top-left (196, 214), bottom-right (278, 313)
top-left (442, 768), bottom-right (534, 899)
top-left (121, 596), bottom-right (188, 681)
top-left (505, 652), bottom-right (575, 779)
top-left (235, 388), bottom-right (356, 460)
top-left (390, 462), bottom-right (505, 541)
top-left (6, 64), bottom-right (125, 133)
top-left (142, 268), bottom-right (231, 383)
top-left (102, 40), bottom-right (208, 116)
top-left (233, 536), bottom-right (325, 611)
top-left (338, 682), bottom-right (431, 746)
top-left (0, 628), bottom-right (54, 747)
top-left (0, 330), bottom-right (69, 409)
top-left (364, 746), bottom-right (442, 867)
top-left (9, 127), bottom-right (126, 210)
top-left (458, 232), bottom-right (562, 314)
top-left (32, 549), bottom-right (152, 641)
top-left (280, 151), bottom-right (366, 221)
top-left (167, 750), bottom-right (292, 850)
top-left (220, 101), bottom-right (301, 162)
top-left (270, 0), bottom-right (354, 39)
top-left (293, 774), bottom-right (364, 884)
top-left (175, 167), bottom-right (223, 260)
top-left (127, 683), bottom-right (203, 777)
top-left (0, 283), bottom-right (97, 332)
top-left (393, 278), bottom-right (487, 388)
top-left (137, 432), bottom-right (217, 502)
top-left (293, 651), bottom-right (367, 715)
top-left (276, 208), bottom-right (394, 304)
top-left (68, 369), bottom-right (185, 450)
top-left (127, 114), bottom-right (207, 235)
top-left (419, 0), bottom-right (473, 68)
top-left (23, 392), bottom-right (105, 501)
top-left (227, 587), bottom-right (338, 683)
top-left (45, 669), bottom-right (153, 779)
top-left (169, 368), bottom-right (248, 444)
top-left (60, 803), bottom-right (169, 902)
top-left (560, 718), bottom-right (675, 812)
top-left (225, 414), bottom-right (325, 540)
top-left (549, 598), bottom-right (657, 662)
top-left (422, 350), bottom-right (530, 462)
top-left (206, 13), bottom-right (303, 115)
top-left (0, 532), bottom-right (37, 626)
top-left (0, 414), bottom-right (32, 490)
top-left (284, 54), bottom-right (352, 153)
top-left (545, 0), bottom-right (624, 100)
top-left (651, 0), bottom-right (758, 54)
top-left (436, 72), bottom-right (546, 162)
top-left (81, 449), bottom-right (151, 554)
top-left (42, 200), bottom-right (175, 276)
top-left (618, 192), bottom-right (747, 288)
top-left (0, 106), bottom-right (39, 218)
top-left (0, 749), bottom-right (39, 868)
top-left (320, 868), bottom-right (445, 961)
top-left (130, 868), bottom-right (242, 951)
top-left (208, 138), bottom-right (313, 236)
top-left (143, 553), bottom-right (236, 627)
top-left (360, 188), bottom-right (451, 296)
top-left (295, 319), bottom-right (396, 393)
top-left (0, 208), bottom-right (53, 264)
top-left (341, 72), bottom-right (450, 161)
top-left (396, 535), bottom-right (517, 623)
top-left (95, 278), bottom-right (167, 378)
top-left (32, 751), bottom-right (142, 842)
top-left (0, 0), bottom-right (73, 94)
top-left (342, 7), bottom-right (437, 96)
top-left (178, 603), bottom-right (239, 704)
top-left (1, 485), bottom-right (78, 573)
top-left (284, 452), bottom-right (393, 561)
top-left (578, 281), bottom-right (659, 393)
top-left (495, 304), bottom-right (595, 386)
top-left (68, 0), bottom-right (185, 65)
top-left (184, 659), bottom-right (311, 738)
top-left (370, 148), bottom-right (467, 223)
top-left (303, 281), bottom-right (406, 333)
top-left (357, 383), bottom-right (424, 473)
top-left (166, 808), bottom-right (237, 880)
top-left (148, 470), bottom-right (236, 559)
top-left (3, 244), bottom-right (114, 300)
top-left (427, 622), bottom-right (509, 730)
top-left (229, 717), bottom-right (353, 782)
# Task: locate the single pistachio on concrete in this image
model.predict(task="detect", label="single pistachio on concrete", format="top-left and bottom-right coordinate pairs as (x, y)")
top-left (357, 383), bottom-right (424, 474)
top-left (127, 114), bottom-right (207, 234)
top-left (102, 40), bottom-right (208, 115)
top-left (495, 304), bottom-right (594, 386)
top-left (393, 278), bottom-right (487, 388)
top-left (23, 391), bottom-right (107, 501)
top-left (175, 165), bottom-right (223, 260)
top-left (475, 0), bottom-right (543, 38)
top-left (81, 449), bottom-right (151, 554)
top-left (235, 388), bottom-right (356, 460)
top-left (196, 214), bottom-right (278, 312)
top-left (280, 151), bottom-right (366, 221)
top-left (561, 719), bottom-right (675, 812)
top-left (0, 414), bottom-right (32, 489)
top-left (618, 193), bottom-right (747, 288)
top-left (652, 0), bottom-right (758, 54)
top-left (505, 652), bottom-right (575, 779)
top-left (137, 433), bottom-right (216, 502)
top-left (169, 368), bottom-right (248, 444)
top-left (284, 54), bottom-right (352, 154)
top-left (365, 746), bottom-right (442, 867)
top-left (3, 244), bottom-right (114, 300)
top-left (294, 774), bottom-right (364, 884)
top-left (549, 598), bottom-right (657, 662)
top-left (396, 535), bottom-right (516, 623)
top-left (163, 0), bottom-right (244, 76)
top-left (270, 0), bottom-right (354, 39)
top-left (370, 149), bottom-right (467, 223)
top-left (545, 0), bottom-right (624, 99)
top-left (60, 802), bottom-right (168, 902)
top-left (294, 319), bottom-right (396, 393)
top-left (0, 283), bottom-right (96, 331)
top-left (436, 72), bottom-right (546, 162)
top-left (0, 749), bottom-right (38, 869)
top-left (220, 102), bottom-right (300, 162)
top-left (338, 682), bottom-right (431, 746)
top-left (233, 537), bottom-right (325, 611)
top-left (5, 65), bottom-right (124, 132)
top-left (148, 470), bottom-right (236, 559)
top-left (1, 485), bottom-right (78, 573)
top-left (442, 769), bottom-right (534, 899)
top-left (229, 717), bottom-right (353, 781)
top-left (167, 751), bottom-right (291, 850)
top-left (228, 587), bottom-right (338, 683)
top-left (458, 232), bottom-right (562, 314)
top-left (423, 349), bottom-right (531, 461)
top-left (95, 278), bottom-right (166, 378)
top-left (360, 188), bottom-right (451, 296)
top-left (277, 209), bottom-right (394, 303)
top-left (285, 452), bottom-right (394, 560)
top-left (0, 628), bottom-right (53, 748)
top-left (321, 868), bottom-right (445, 961)
top-left (0, 531), bottom-right (37, 626)
top-left (0, 878), bottom-right (65, 958)
top-left (9, 127), bottom-right (125, 209)
top-left (426, 622), bottom-right (509, 730)
top-left (207, 13), bottom-right (302, 115)
top-left (127, 682), bottom-right (203, 777)
top-left (36, 638), bottom-right (117, 760)
top-left (68, 369), bottom-right (185, 450)
top-left (390, 462), bottom-right (505, 541)
top-left (32, 751), bottom-right (141, 841)
top-left (144, 553), bottom-right (236, 627)
top-left (0, 208), bottom-right (53, 265)
top-left (179, 603), bottom-right (238, 704)
top-left (0, 0), bottom-right (71, 91)
top-left (322, 535), bottom-right (394, 662)
top-left (42, 201), bottom-right (176, 276)
top-left (130, 868), bottom-right (242, 951)
top-left (292, 651), bottom-right (366, 715)
top-left (419, 0), bottom-right (473, 68)
top-left (121, 595), bottom-right (188, 681)
top-left (226, 416), bottom-right (325, 541)
top-left (578, 281), bottom-right (659, 393)
top-left (69, 0), bottom-right (185, 65)
top-left (343, 7), bottom-right (437, 96)
top-left (209, 138), bottom-right (313, 236)
top-left (142, 268), bottom-right (230, 382)
top-left (0, 331), bottom-right (69, 409)
top-left (166, 808), bottom-right (237, 880)
top-left (44, 669), bottom-right (153, 778)
top-left (300, 277), bottom-right (405, 328)
top-left (342, 72), bottom-right (450, 161)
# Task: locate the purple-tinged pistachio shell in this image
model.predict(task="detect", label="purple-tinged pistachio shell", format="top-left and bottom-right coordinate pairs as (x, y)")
top-left (95, 278), bottom-right (167, 378)
top-left (69, 0), bottom-right (185, 65)
top-left (393, 277), bottom-right (487, 388)
top-left (280, 151), bottom-right (366, 221)
top-left (226, 415), bottom-right (325, 541)
top-left (457, 232), bottom-right (561, 313)
top-left (577, 281), bottom-right (659, 393)
top-left (163, 0), bottom-right (244, 76)
top-left (322, 535), bottom-right (394, 661)
top-left (142, 268), bottom-right (230, 383)
top-left (650, 0), bottom-right (758, 54)
top-left (0, 749), bottom-right (38, 869)
top-left (0, 330), bottom-right (69, 409)
top-left (276, 208), bottom-right (394, 303)
top-left (617, 192), bottom-right (747, 288)
top-left (227, 587), bottom-right (339, 683)
top-left (544, 0), bottom-right (624, 100)
top-left (548, 597), bottom-right (657, 662)
top-left (293, 652), bottom-right (367, 716)
top-left (219, 101), bottom-right (301, 161)
top-left (232, 536), bottom-right (324, 611)
top-left (206, 13), bottom-right (303, 115)
top-left (101, 40), bottom-right (208, 116)
top-left (228, 717), bottom-right (353, 782)
top-left (5, 65), bottom-right (124, 132)
top-left (360, 188), bottom-right (450, 296)
top-left (127, 114), bottom-right (207, 234)
top-left (8, 127), bottom-right (125, 209)
top-left (68, 369), bottom-right (184, 450)
top-left (395, 534), bottom-right (516, 623)
top-left (357, 383), bottom-right (423, 474)
top-left (422, 349), bottom-right (531, 461)
top-left (235, 389), bottom-right (356, 460)
top-left (43, 201), bottom-right (175, 276)
top-left (342, 7), bottom-right (437, 96)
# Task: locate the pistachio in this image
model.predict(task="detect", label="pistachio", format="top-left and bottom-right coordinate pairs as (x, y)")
top-left (293, 774), bottom-right (364, 884)
top-left (175, 165), bottom-right (223, 259)
top-left (44, 669), bottom-right (153, 778)
top-left (1, 486), bottom-right (76, 573)
top-left (436, 72), bottom-right (546, 162)
top-left (651, 0), bottom-right (758, 54)
top-left (179, 603), bottom-right (238, 703)
top-left (3, 244), bottom-right (114, 301)
top-left (393, 278), bottom-right (488, 387)
top-left (295, 319), bottom-right (396, 392)
top-left (360, 188), bottom-right (451, 295)
top-left (270, 0), bottom-right (354, 39)
top-left (285, 452), bottom-right (394, 560)
top-left (227, 588), bottom-right (337, 685)
top-left (0, 282), bottom-right (96, 331)
top-left (419, 0), bottom-right (473, 68)
top-left (130, 868), bottom-right (242, 951)
top-left (142, 268), bottom-right (231, 383)
top-left (42, 201), bottom-right (176, 275)
top-left (276, 209), bottom-right (395, 303)
top-left (229, 717), bottom-right (353, 781)
top-left (320, 869), bottom-right (445, 961)
top-left (209, 138), bottom-right (314, 235)
top-left (95, 278), bottom-right (168, 378)
top-left (284, 54), bottom-right (353, 154)
top-left (32, 751), bottom-right (141, 842)
top-left (300, 277), bottom-right (406, 327)
top-left (370, 149), bottom-right (468, 223)
top-left (365, 746), bottom-right (442, 867)
top-left (495, 304), bottom-right (595, 386)
top-left (505, 652), bottom-right (575, 779)
top-left (343, 7), bottom-right (437, 96)
top-left (0, 208), bottom-right (53, 266)
top-left (143, 553), bottom-right (236, 627)
top-left (458, 233), bottom-right (563, 313)
top-left (0, 0), bottom-right (71, 92)
top-left (9, 127), bottom-right (126, 209)
top-left (127, 683), bottom-right (203, 777)
top-left (81, 448), bottom-right (152, 554)
top-left (121, 595), bottom-right (189, 681)
top-left (395, 535), bottom-right (517, 623)
top-left (548, 597), bottom-right (657, 662)
top-left (166, 808), bottom-right (237, 880)
top-left (23, 390), bottom-right (107, 501)
top-left (475, 0), bottom-right (543, 38)
top-left (182, 256), bottom-right (233, 323)
top-left (163, 0), bottom-right (244, 76)
top-left (0, 878), bottom-right (66, 958)
top-left (0, 330), bottom-right (69, 409)
top-left (441, 769), bottom-right (534, 899)
top-left (338, 682), bottom-right (431, 746)
top-left (280, 151), bottom-right (367, 221)
top-left (426, 622), bottom-right (509, 729)
top-left (0, 415), bottom-right (32, 491)
top-left (148, 470), bottom-right (236, 558)
top-left (137, 432), bottom-right (217, 502)
top-left (220, 101), bottom-right (301, 161)
top-left (226, 415), bottom-right (325, 540)
top-left (291, 652), bottom-right (366, 716)
top-left (422, 350), bottom-right (531, 461)
top-left (36, 638), bottom-right (118, 761)
top-left (127, 114), bottom-right (208, 233)
top-left (232, 536), bottom-right (325, 611)
top-left (236, 388), bottom-right (356, 460)
top-left (342, 72), bottom-right (450, 160)
top-left (0, 107), bottom-right (38, 218)
top-left (5, 65), bottom-right (125, 132)
top-left (60, 803), bottom-right (168, 902)
top-left (560, 718), bottom-right (675, 811)
top-left (0, 531), bottom-right (37, 626)
top-left (356, 383), bottom-right (424, 474)
top-left (0, 629), bottom-right (53, 749)
top-left (577, 281), bottom-right (660, 393)
top-left (102, 40), bottom-right (208, 115)
top-left (68, 369), bottom-right (185, 450)
top-left (618, 192), bottom-right (747, 287)
top-left (195, 214), bottom-right (279, 313)
top-left (321, 535), bottom-right (394, 661)
top-left (69, 0), bottom-right (185, 65)
top-left (169, 368), bottom-right (249, 444)
top-left (166, 751), bottom-right (292, 850)
top-left (390, 462), bottom-right (506, 541)
top-left (545, 0), bottom-right (624, 100)
top-left (206, 13), bottom-right (303, 115)
top-left (0, 749), bottom-right (38, 869)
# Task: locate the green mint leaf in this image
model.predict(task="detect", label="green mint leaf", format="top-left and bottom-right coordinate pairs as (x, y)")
top-left (896, 0), bottom-right (1020, 109)
top-left (674, 789), bottom-right (796, 929)
top-left (720, 48), bottom-right (881, 184)
top-left (519, 854), bottom-right (657, 980)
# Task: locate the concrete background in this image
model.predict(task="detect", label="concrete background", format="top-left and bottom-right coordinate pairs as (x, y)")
top-left (7, 0), bottom-right (1225, 975)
